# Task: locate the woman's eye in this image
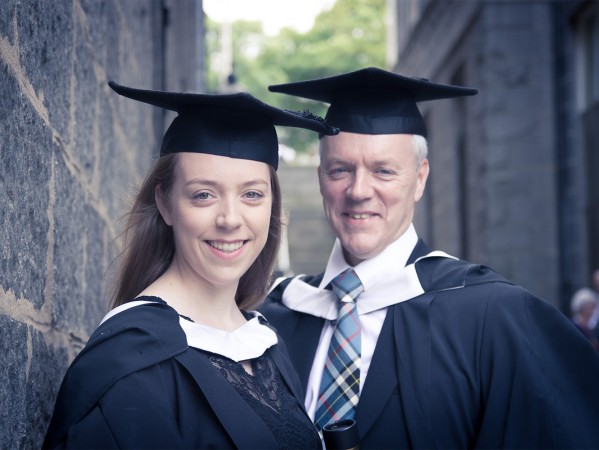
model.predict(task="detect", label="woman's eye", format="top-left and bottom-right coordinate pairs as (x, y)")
top-left (192, 192), bottom-right (211, 200)
top-left (244, 191), bottom-right (264, 200)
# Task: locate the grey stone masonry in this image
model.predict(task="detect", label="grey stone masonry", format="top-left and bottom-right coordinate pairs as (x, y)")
top-left (0, 0), bottom-right (202, 447)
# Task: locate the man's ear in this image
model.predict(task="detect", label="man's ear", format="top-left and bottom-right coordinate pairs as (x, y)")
top-left (155, 185), bottom-right (173, 226)
top-left (414, 158), bottom-right (429, 203)
top-left (317, 164), bottom-right (324, 195)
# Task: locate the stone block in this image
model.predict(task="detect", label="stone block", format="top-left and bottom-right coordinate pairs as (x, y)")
top-left (22, 326), bottom-right (69, 449)
top-left (51, 154), bottom-right (111, 333)
top-left (15, 0), bottom-right (73, 140)
top-left (0, 316), bottom-right (29, 449)
top-left (0, 75), bottom-right (52, 308)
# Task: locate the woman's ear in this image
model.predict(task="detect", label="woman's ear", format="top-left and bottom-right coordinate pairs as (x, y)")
top-left (155, 184), bottom-right (173, 226)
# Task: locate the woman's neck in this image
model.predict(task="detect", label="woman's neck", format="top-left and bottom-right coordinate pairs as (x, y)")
top-left (139, 265), bottom-right (246, 331)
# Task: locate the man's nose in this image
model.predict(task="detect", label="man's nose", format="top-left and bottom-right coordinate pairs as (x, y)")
top-left (347, 170), bottom-right (373, 200)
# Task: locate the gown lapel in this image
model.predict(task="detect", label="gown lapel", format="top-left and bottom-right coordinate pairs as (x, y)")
top-left (281, 313), bottom-right (325, 392)
top-left (407, 238), bottom-right (432, 264)
top-left (355, 307), bottom-right (398, 437)
top-left (355, 239), bottom-right (435, 444)
top-left (175, 350), bottom-right (279, 449)
top-left (392, 300), bottom-right (436, 449)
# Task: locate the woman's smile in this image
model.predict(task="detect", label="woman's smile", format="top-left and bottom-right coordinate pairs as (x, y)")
top-left (206, 240), bottom-right (248, 254)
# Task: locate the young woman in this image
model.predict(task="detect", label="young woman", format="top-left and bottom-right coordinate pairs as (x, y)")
top-left (43, 81), bottom-right (338, 449)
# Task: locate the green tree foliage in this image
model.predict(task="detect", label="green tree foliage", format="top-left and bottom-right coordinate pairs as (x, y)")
top-left (205, 0), bottom-right (387, 154)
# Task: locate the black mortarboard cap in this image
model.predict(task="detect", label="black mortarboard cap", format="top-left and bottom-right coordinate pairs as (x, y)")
top-left (109, 81), bottom-right (339, 170)
top-left (268, 67), bottom-right (478, 137)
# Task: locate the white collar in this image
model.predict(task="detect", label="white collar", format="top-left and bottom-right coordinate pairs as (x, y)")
top-left (282, 225), bottom-right (455, 319)
top-left (100, 301), bottom-right (278, 362)
top-left (282, 265), bottom-right (424, 320)
top-left (179, 312), bottom-right (278, 362)
top-left (319, 223), bottom-right (419, 291)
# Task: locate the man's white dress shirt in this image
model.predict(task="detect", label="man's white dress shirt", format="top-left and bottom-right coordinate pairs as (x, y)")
top-left (280, 224), bottom-right (444, 419)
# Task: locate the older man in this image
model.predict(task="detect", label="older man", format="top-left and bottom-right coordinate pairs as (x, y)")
top-left (260, 67), bottom-right (599, 449)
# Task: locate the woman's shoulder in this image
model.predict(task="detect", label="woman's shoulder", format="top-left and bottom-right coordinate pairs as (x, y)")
top-left (71, 299), bottom-right (187, 385)
top-left (66, 299), bottom-right (187, 399)
top-left (89, 298), bottom-right (186, 358)
top-left (45, 300), bottom-right (188, 448)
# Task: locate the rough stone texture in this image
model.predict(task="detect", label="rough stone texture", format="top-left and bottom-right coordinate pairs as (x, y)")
top-left (0, 0), bottom-right (202, 447)
top-left (395, 0), bottom-right (591, 309)
top-left (0, 315), bottom-right (29, 450)
top-left (0, 314), bottom-right (69, 449)
top-left (0, 74), bottom-right (52, 308)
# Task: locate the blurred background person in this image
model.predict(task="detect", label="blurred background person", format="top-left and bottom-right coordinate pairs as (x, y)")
top-left (571, 287), bottom-right (599, 351)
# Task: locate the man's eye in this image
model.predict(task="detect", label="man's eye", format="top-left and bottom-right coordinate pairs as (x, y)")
top-left (329, 167), bottom-right (349, 175)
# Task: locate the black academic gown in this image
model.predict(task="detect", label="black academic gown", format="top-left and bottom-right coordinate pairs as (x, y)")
top-left (260, 240), bottom-right (599, 449)
top-left (43, 301), bottom-right (312, 449)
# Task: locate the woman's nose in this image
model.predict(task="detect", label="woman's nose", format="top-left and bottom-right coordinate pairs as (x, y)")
top-left (215, 200), bottom-right (242, 229)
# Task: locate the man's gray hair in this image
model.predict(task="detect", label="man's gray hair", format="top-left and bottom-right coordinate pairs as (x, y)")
top-left (413, 135), bottom-right (428, 169)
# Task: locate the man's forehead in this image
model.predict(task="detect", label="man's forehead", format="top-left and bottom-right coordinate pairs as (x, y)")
top-left (320, 132), bottom-right (416, 149)
top-left (320, 133), bottom-right (417, 162)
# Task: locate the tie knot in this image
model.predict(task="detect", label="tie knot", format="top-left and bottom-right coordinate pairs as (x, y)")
top-left (331, 269), bottom-right (364, 303)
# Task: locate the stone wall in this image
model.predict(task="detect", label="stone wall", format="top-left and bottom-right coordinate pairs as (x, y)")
top-left (0, 1), bottom-right (202, 447)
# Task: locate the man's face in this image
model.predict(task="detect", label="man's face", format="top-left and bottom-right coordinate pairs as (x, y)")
top-left (318, 132), bottom-right (429, 266)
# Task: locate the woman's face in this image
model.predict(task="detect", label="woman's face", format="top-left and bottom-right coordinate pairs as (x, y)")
top-left (158, 153), bottom-right (272, 290)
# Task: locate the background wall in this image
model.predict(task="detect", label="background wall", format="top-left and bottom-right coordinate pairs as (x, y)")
top-left (391, 0), bottom-right (598, 311)
top-left (0, 1), bottom-right (202, 447)
top-left (278, 164), bottom-right (335, 277)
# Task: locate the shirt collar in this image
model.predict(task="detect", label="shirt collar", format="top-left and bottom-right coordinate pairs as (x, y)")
top-left (282, 224), bottom-right (423, 319)
top-left (319, 223), bottom-right (419, 291)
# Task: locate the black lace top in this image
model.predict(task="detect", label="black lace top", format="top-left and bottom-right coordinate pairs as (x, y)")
top-left (206, 350), bottom-right (322, 449)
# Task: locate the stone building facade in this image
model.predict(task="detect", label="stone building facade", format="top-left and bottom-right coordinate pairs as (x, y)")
top-left (389, 0), bottom-right (599, 312)
top-left (0, 0), bottom-right (203, 447)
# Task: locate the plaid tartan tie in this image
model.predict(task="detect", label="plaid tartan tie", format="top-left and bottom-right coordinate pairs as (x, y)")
top-left (315, 268), bottom-right (364, 430)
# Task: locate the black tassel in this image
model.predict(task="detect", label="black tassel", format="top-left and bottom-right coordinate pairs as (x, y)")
top-left (286, 109), bottom-right (339, 135)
